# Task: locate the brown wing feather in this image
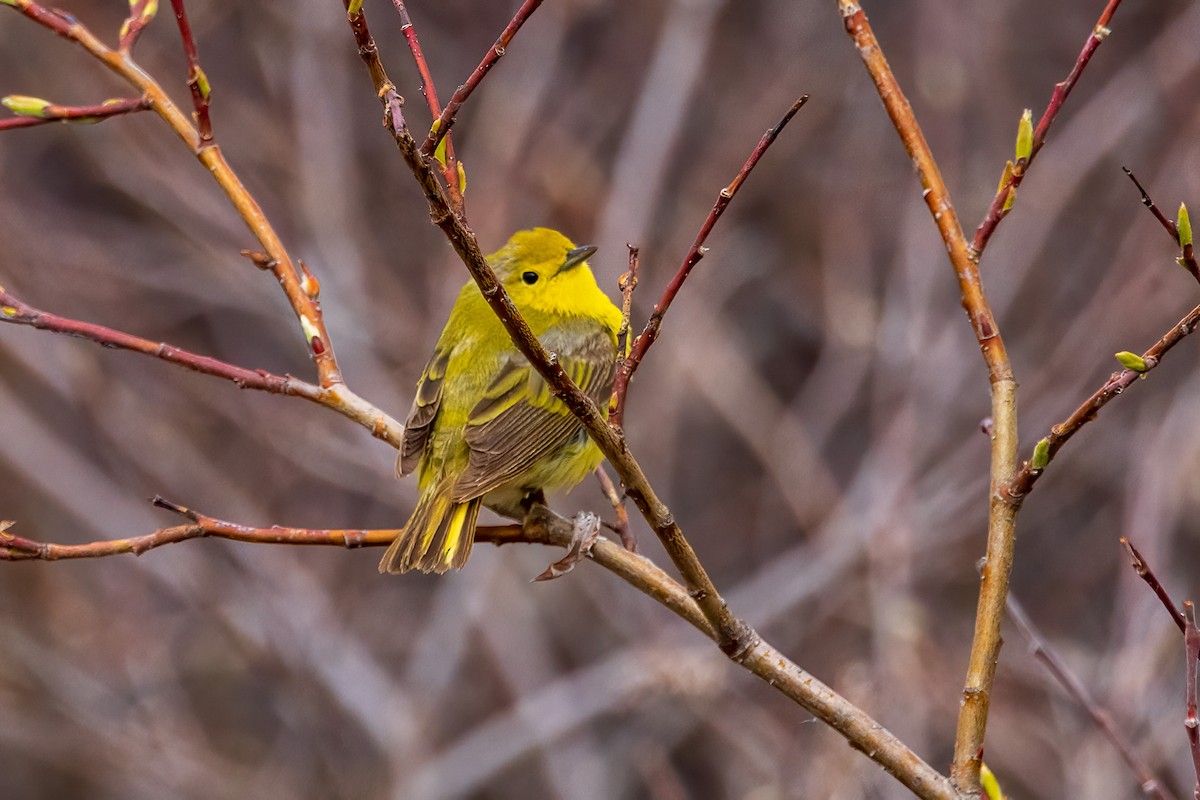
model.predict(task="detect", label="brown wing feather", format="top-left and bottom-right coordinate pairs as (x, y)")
top-left (452, 322), bottom-right (614, 500)
top-left (400, 346), bottom-right (450, 475)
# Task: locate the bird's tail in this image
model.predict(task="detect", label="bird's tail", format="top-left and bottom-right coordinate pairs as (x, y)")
top-left (379, 487), bottom-right (481, 574)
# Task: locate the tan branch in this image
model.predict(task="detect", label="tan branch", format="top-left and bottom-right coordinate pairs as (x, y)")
top-left (836, 2), bottom-right (1018, 793)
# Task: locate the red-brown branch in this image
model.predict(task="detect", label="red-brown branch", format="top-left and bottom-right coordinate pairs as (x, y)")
top-left (972, 0), bottom-right (1125, 257)
top-left (1122, 538), bottom-right (1186, 632)
top-left (0, 97), bottom-right (150, 130)
top-left (419, 0), bottom-right (544, 159)
top-left (608, 244), bottom-right (640, 429)
top-left (1005, 301), bottom-right (1200, 502)
top-left (1123, 167), bottom-right (1199, 283)
top-left (391, 0), bottom-right (463, 214)
top-left (0, 285), bottom-right (403, 448)
top-left (611, 96), bottom-right (808, 421)
top-left (169, 0), bottom-right (213, 147)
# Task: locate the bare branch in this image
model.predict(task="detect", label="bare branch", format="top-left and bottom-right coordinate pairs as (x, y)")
top-left (390, 0), bottom-right (463, 213)
top-left (972, 0), bottom-right (1126, 257)
top-left (1006, 302), bottom-right (1200, 502)
top-left (168, 0), bottom-right (214, 147)
top-left (419, 0), bottom-right (544, 161)
top-left (612, 96), bottom-right (809, 419)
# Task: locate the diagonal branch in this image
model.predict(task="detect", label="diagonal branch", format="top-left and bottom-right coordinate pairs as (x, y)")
top-left (609, 96), bottom-right (809, 428)
top-left (390, 0), bottom-right (464, 214)
top-left (1005, 299), bottom-right (1200, 501)
top-left (419, 0), bottom-right (543, 160)
top-left (972, 0), bottom-right (1125, 257)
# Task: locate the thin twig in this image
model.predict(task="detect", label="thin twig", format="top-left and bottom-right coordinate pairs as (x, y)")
top-left (972, 0), bottom-right (1125, 257)
top-left (612, 96), bottom-right (808, 421)
top-left (390, 0), bottom-right (463, 213)
top-left (0, 285), bottom-right (403, 448)
top-left (1122, 167), bottom-right (1200, 282)
top-left (1186, 602), bottom-right (1200, 798)
top-left (1007, 594), bottom-right (1175, 800)
top-left (168, 0), bottom-right (213, 147)
top-left (0, 97), bottom-right (150, 130)
top-left (1121, 538), bottom-right (1186, 632)
top-left (609, 244), bottom-right (640, 429)
top-left (595, 465), bottom-right (634, 552)
top-left (1006, 302), bottom-right (1200, 501)
top-left (118, 0), bottom-right (156, 54)
top-left (419, 0), bottom-right (544, 159)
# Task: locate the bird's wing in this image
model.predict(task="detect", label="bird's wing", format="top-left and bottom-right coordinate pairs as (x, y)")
top-left (453, 322), bottom-right (614, 500)
top-left (399, 344), bottom-right (451, 475)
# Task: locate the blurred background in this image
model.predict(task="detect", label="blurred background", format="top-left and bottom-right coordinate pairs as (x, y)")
top-left (1, 0), bottom-right (1199, 797)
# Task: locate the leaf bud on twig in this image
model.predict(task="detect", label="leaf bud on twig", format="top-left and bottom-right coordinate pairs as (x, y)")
top-left (1114, 351), bottom-right (1148, 373)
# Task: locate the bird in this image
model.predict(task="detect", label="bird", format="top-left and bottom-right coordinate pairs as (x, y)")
top-left (380, 227), bottom-right (623, 574)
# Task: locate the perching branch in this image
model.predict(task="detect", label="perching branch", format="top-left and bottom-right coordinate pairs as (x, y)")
top-left (344, 0), bottom-right (747, 655)
top-left (610, 96), bottom-right (808, 426)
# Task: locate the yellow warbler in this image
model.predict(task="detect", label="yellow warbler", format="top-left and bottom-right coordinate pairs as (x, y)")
top-left (381, 228), bottom-right (623, 574)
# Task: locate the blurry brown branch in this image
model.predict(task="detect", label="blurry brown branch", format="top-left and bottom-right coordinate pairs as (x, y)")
top-left (1123, 168), bottom-right (1199, 283)
top-left (391, 0), bottom-right (462, 214)
top-left (0, 96), bottom-right (149, 130)
top-left (1007, 594), bottom-right (1174, 800)
top-left (168, 0), bottom-right (213, 147)
top-left (1006, 301), bottom-right (1200, 501)
top-left (1185, 602), bottom-right (1200, 796)
top-left (419, 0), bottom-right (544, 161)
top-left (611, 96), bottom-right (808, 426)
top-left (0, 285), bottom-right (404, 447)
top-left (836, 2), bottom-right (1018, 792)
top-left (972, 0), bottom-right (1125, 257)
top-left (3, 0), bottom-right (343, 389)
top-left (342, 7), bottom-right (956, 796)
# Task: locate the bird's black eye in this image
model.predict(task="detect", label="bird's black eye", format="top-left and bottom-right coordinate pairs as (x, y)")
top-left (521, 271), bottom-right (539, 285)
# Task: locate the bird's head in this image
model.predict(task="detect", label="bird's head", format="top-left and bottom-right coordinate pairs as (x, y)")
top-left (487, 228), bottom-right (604, 317)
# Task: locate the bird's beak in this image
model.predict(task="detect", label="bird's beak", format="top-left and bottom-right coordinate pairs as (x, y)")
top-left (561, 244), bottom-right (598, 271)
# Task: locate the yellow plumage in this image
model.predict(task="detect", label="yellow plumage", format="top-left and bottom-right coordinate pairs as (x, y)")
top-left (381, 228), bottom-right (623, 574)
